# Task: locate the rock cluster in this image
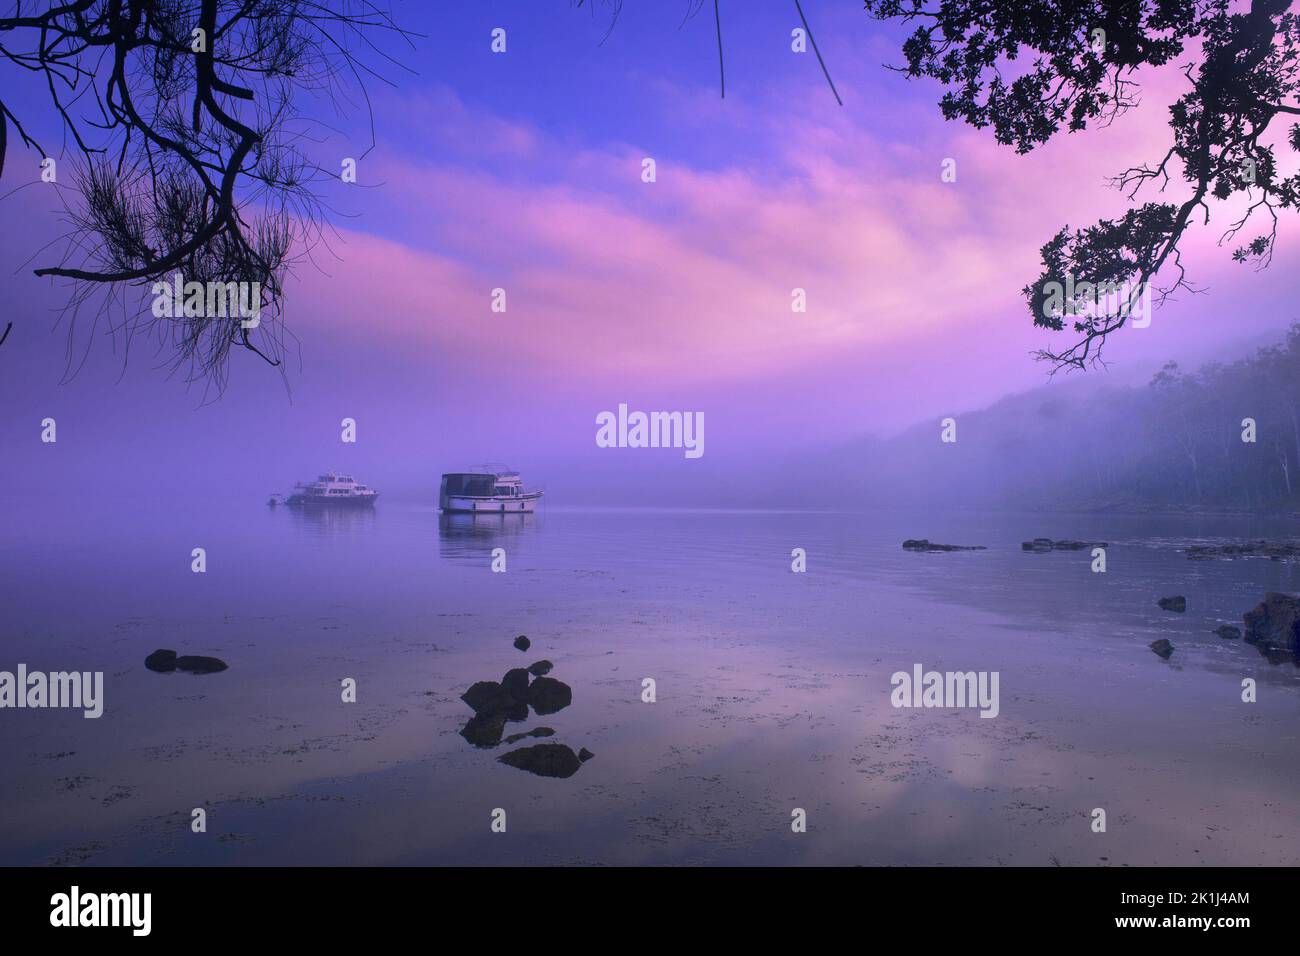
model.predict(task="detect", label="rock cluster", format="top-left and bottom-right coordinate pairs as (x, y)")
top-left (457, 636), bottom-right (593, 778)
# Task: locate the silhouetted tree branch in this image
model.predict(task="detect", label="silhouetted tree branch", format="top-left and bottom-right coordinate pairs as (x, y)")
top-left (0, 0), bottom-right (413, 390)
top-left (866, 0), bottom-right (1300, 370)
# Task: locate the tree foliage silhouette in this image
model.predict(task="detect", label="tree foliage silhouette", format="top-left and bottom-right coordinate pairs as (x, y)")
top-left (0, 0), bottom-right (412, 389)
top-left (865, 0), bottom-right (1300, 370)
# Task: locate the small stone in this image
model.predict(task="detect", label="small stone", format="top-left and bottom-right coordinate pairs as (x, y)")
top-left (513, 635), bottom-right (531, 652)
top-left (578, 747), bottom-right (595, 763)
top-left (1157, 596), bottom-right (1186, 613)
top-left (1149, 638), bottom-right (1174, 659)
top-left (527, 660), bottom-right (553, 677)
top-left (144, 649), bottom-right (178, 673)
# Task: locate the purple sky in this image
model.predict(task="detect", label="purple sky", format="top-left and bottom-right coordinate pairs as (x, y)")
top-left (2, 3), bottom-right (1297, 504)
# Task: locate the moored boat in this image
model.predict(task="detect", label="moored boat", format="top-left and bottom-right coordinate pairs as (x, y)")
top-left (285, 472), bottom-right (378, 507)
top-left (439, 470), bottom-right (541, 513)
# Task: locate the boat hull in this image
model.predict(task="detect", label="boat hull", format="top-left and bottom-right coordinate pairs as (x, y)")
top-left (287, 494), bottom-right (378, 508)
top-left (440, 493), bottom-right (540, 514)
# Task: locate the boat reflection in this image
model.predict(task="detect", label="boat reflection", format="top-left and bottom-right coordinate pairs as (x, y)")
top-left (279, 501), bottom-right (379, 536)
top-left (437, 511), bottom-right (540, 561)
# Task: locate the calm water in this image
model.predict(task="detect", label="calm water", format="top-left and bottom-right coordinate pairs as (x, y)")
top-left (2, 499), bottom-right (1299, 865)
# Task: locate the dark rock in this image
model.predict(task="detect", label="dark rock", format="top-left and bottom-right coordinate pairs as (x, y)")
top-left (527, 660), bottom-right (553, 677)
top-left (578, 747), bottom-right (595, 763)
top-left (1149, 638), bottom-right (1174, 659)
top-left (144, 649), bottom-right (178, 672)
top-left (501, 668), bottom-right (531, 701)
top-left (460, 713), bottom-right (507, 748)
top-left (461, 680), bottom-right (527, 721)
top-left (1254, 642), bottom-right (1296, 665)
top-left (1021, 538), bottom-right (1107, 552)
top-left (1214, 625), bottom-right (1242, 640)
top-left (901, 539), bottom-right (987, 552)
top-left (504, 727), bottom-right (555, 745)
top-left (498, 743), bottom-right (582, 778)
top-left (1243, 592), bottom-right (1300, 653)
top-left (527, 676), bottom-right (573, 715)
top-left (1157, 596), bottom-right (1187, 613)
top-left (173, 655), bottom-right (228, 674)
top-left (462, 681), bottom-right (507, 713)
top-left (513, 635), bottom-right (531, 652)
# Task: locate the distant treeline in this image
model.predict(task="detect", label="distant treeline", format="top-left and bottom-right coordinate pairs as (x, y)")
top-left (852, 326), bottom-right (1300, 513)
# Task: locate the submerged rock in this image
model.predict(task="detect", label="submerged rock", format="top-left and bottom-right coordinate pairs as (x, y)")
top-left (527, 676), bottom-right (573, 715)
top-left (1243, 592), bottom-right (1300, 653)
top-left (1149, 638), bottom-right (1175, 659)
top-left (504, 726), bottom-right (555, 745)
top-left (901, 539), bottom-right (986, 552)
top-left (1214, 625), bottom-right (1242, 640)
top-left (145, 649), bottom-right (226, 673)
top-left (1157, 596), bottom-right (1187, 613)
top-left (498, 743), bottom-right (582, 778)
top-left (513, 635), bottom-right (531, 652)
top-left (527, 660), bottom-right (553, 677)
top-left (1021, 538), bottom-right (1107, 552)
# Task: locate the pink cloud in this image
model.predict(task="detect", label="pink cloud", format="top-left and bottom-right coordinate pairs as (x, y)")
top-left (289, 72), bottom-right (1299, 435)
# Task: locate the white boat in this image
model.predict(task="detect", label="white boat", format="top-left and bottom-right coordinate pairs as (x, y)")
top-left (439, 470), bottom-right (542, 514)
top-left (286, 472), bottom-right (379, 507)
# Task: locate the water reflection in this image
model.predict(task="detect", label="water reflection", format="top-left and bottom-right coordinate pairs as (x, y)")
top-left (438, 511), bottom-right (539, 560)
top-left (276, 502), bottom-right (379, 536)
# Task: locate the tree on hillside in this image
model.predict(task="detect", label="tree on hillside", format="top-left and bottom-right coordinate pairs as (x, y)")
top-left (0, 1), bottom-right (412, 390)
top-left (865, 0), bottom-right (1300, 370)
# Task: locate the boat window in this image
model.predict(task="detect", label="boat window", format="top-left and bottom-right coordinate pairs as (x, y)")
top-left (443, 474), bottom-right (494, 495)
